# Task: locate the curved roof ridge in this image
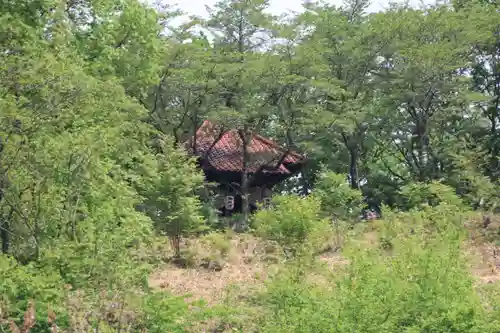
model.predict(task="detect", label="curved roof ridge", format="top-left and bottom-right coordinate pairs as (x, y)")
top-left (186, 119), bottom-right (306, 175)
top-left (196, 120), bottom-right (305, 161)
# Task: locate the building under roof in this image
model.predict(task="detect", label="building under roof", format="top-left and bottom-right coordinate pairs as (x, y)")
top-left (185, 120), bottom-right (306, 215)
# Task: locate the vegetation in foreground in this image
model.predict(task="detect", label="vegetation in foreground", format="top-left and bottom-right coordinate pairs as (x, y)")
top-left (1, 0), bottom-right (500, 332)
top-left (2, 180), bottom-right (499, 332)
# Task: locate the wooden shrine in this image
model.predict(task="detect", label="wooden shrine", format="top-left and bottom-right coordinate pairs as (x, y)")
top-left (185, 120), bottom-right (306, 216)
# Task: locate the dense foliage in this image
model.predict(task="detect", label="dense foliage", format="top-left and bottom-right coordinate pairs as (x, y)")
top-left (0, 0), bottom-right (499, 332)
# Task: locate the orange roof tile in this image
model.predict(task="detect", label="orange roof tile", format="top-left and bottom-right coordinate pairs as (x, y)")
top-left (186, 120), bottom-right (305, 175)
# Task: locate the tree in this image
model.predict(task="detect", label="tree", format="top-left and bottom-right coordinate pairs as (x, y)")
top-left (291, 1), bottom-right (395, 191)
top-left (203, 0), bottom-right (277, 229)
top-left (0, 0), bottom-right (169, 289)
top-left (138, 137), bottom-right (207, 257)
top-left (459, 1), bottom-right (500, 181)
top-left (143, 34), bottom-right (221, 145)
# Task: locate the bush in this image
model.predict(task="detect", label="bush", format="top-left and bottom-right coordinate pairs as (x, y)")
top-left (253, 195), bottom-right (331, 258)
top-left (397, 181), bottom-right (464, 211)
top-left (139, 138), bottom-right (208, 257)
top-left (255, 206), bottom-right (495, 333)
top-left (0, 286), bottom-right (201, 333)
top-left (140, 291), bottom-right (199, 333)
top-left (201, 232), bottom-right (231, 258)
top-left (0, 256), bottom-right (65, 331)
top-left (313, 170), bottom-right (365, 220)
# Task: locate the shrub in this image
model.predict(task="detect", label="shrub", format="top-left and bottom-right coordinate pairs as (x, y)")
top-left (201, 232), bottom-right (231, 258)
top-left (255, 206), bottom-right (493, 333)
top-left (313, 170), bottom-right (365, 220)
top-left (139, 138), bottom-right (208, 257)
top-left (253, 195), bottom-right (331, 258)
top-left (140, 291), bottom-right (197, 333)
top-left (1, 287), bottom-right (200, 333)
top-left (397, 181), bottom-right (464, 211)
top-left (0, 256), bottom-right (65, 332)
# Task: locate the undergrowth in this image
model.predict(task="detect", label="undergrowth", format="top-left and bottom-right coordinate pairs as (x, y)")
top-left (1, 183), bottom-right (500, 332)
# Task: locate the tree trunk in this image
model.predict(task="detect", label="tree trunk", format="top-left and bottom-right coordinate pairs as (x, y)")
top-left (300, 172), bottom-right (310, 196)
top-left (342, 132), bottom-right (360, 189)
top-left (0, 217), bottom-right (9, 254)
top-left (0, 176), bottom-right (9, 254)
top-left (349, 147), bottom-right (359, 189)
top-left (238, 129), bottom-right (250, 231)
top-left (0, 142), bottom-right (7, 254)
top-left (0, 199), bottom-right (12, 255)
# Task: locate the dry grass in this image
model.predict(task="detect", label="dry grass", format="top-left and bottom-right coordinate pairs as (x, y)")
top-left (149, 219), bottom-right (499, 306)
top-left (148, 232), bottom-right (353, 304)
top-left (465, 242), bottom-right (500, 284)
top-left (357, 230), bottom-right (381, 248)
top-left (148, 234), bottom-right (274, 305)
top-left (318, 252), bottom-right (350, 270)
top-left (149, 261), bottom-right (268, 305)
top-left (465, 215), bottom-right (500, 284)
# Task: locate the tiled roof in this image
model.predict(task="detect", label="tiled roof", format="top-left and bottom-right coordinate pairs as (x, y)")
top-left (186, 120), bottom-right (305, 175)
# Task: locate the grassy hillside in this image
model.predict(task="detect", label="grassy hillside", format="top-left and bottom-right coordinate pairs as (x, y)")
top-left (4, 199), bottom-right (498, 333)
